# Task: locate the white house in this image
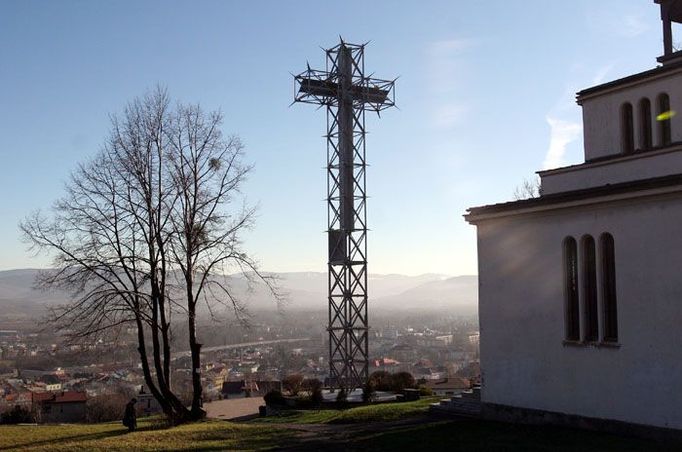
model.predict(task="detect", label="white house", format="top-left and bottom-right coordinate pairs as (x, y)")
top-left (465, 0), bottom-right (682, 433)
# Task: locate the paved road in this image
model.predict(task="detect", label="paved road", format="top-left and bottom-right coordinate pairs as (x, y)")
top-left (204, 397), bottom-right (264, 420)
top-left (173, 338), bottom-right (311, 359)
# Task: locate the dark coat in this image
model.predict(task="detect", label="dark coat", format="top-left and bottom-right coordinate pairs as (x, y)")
top-left (123, 401), bottom-right (137, 428)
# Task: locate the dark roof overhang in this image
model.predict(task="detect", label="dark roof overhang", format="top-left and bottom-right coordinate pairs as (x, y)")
top-left (465, 173), bottom-right (682, 222)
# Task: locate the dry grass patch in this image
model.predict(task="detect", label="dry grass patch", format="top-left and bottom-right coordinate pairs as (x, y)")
top-left (0, 418), bottom-right (293, 451)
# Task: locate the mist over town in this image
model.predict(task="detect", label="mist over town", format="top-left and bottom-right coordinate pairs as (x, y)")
top-left (2, 1), bottom-right (682, 450)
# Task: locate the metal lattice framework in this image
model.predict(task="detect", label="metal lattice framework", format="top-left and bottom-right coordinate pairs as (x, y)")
top-left (294, 40), bottom-right (395, 390)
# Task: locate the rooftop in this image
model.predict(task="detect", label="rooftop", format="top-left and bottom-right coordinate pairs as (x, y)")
top-left (32, 391), bottom-right (87, 404)
top-left (466, 174), bottom-right (682, 222)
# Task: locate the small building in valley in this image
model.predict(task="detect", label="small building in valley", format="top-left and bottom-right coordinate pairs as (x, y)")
top-left (32, 391), bottom-right (87, 423)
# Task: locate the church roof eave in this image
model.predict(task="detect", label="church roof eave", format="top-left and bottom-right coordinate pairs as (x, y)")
top-left (576, 59), bottom-right (682, 104)
top-left (465, 173), bottom-right (682, 224)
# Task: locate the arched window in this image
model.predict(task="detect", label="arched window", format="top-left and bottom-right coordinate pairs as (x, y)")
top-left (581, 235), bottom-right (598, 342)
top-left (600, 233), bottom-right (618, 343)
top-left (620, 103), bottom-right (634, 154)
top-left (658, 93), bottom-right (672, 146)
top-left (563, 237), bottom-right (580, 341)
top-left (639, 98), bottom-right (652, 150)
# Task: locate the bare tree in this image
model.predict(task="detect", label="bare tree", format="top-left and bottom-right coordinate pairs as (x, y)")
top-left (165, 103), bottom-right (279, 418)
top-left (513, 176), bottom-right (542, 200)
top-left (21, 88), bottom-right (276, 423)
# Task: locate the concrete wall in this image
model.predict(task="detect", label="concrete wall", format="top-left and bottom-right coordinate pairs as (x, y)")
top-left (540, 145), bottom-right (682, 195)
top-left (581, 69), bottom-right (682, 162)
top-left (476, 192), bottom-right (682, 430)
top-left (39, 402), bottom-right (86, 423)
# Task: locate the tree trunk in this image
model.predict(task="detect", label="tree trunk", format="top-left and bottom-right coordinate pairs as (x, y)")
top-left (187, 306), bottom-right (205, 419)
top-left (149, 287), bottom-right (190, 420)
top-left (134, 316), bottom-right (173, 418)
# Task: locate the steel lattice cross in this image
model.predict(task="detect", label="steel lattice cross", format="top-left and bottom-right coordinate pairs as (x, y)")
top-left (293, 40), bottom-right (395, 390)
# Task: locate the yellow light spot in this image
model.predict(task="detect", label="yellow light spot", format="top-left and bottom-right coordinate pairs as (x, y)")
top-left (657, 110), bottom-right (676, 121)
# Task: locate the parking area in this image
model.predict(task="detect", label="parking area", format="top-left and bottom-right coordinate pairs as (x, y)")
top-left (204, 397), bottom-right (264, 420)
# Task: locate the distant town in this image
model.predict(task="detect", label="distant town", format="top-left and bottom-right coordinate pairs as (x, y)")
top-left (0, 305), bottom-right (479, 423)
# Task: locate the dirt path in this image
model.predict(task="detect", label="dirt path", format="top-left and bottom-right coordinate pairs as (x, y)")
top-left (260, 415), bottom-right (455, 451)
top-left (204, 397), bottom-right (264, 420)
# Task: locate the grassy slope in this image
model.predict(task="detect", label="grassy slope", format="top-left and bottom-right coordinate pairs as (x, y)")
top-left (250, 397), bottom-right (438, 424)
top-left (0, 401), bottom-right (676, 451)
top-left (0, 418), bottom-right (294, 451)
top-left (250, 399), bottom-right (669, 451)
top-left (349, 420), bottom-right (664, 452)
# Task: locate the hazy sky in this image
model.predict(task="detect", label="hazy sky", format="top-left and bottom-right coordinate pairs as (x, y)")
top-left (0, 0), bottom-right (665, 276)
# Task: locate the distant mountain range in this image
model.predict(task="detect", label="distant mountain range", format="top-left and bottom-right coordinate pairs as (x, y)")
top-left (0, 269), bottom-right (72, 322)
top-left (236, 272), bottom-right (478, 313)
top-left (0, 269), bottom-right (478, 324)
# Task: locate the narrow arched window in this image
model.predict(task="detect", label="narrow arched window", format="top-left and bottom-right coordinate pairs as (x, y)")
top-left (658, 93), bottom-right (672, 146)
top-left (563, 237), bottom-right (580, 341)
top-left (601, 233), bottom-right (618, 343)
top-left (620, 103), bottom-right (634, 154)
top-left (581, 235), bottom-right (598, 342)
top-left (639, 98), bottom-right (652, 150)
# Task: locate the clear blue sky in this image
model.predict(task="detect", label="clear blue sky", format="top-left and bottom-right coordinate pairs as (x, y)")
top-left (0, 0), bottom-right (664, 275)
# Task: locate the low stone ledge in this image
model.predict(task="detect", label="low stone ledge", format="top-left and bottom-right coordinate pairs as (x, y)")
top-left (481, 402), bottom-right (682, 442)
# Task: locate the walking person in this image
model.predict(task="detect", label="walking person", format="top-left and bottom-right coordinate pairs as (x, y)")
top-left (123, 398), bottom-right (137, 433)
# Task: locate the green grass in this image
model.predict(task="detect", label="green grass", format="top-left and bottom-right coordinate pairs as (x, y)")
top-left (250, 397), bottom-right (438, 424)
top-left (0, 402), bottom-right (678, 451)
top-left (345, 419), bottom-right (667, 452)
top-left (0, 418), bottom-right (294, 451)
top-left (248, 399), bottom-right (679, 451)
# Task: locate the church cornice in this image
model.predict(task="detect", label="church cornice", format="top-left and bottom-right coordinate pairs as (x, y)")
top-left (465, 173), bottom-right (682, 223)
top-left (538, 142), bottom-right (682, 176)
top-left (576, 60), bottom-right (682, 104)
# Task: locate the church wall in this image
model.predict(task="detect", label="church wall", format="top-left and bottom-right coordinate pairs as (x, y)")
top-left (476, 192), bottom-right (682, 430)
top-left (539, 145), bottom-right (682, 195)
top-left (581, 69), bottom-right (682, 162)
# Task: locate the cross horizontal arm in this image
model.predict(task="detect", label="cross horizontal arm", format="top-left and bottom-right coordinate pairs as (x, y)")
top-left (294, 70), bottom-right (395, 112)
top-left (298, 78), bottom-right (390, 104)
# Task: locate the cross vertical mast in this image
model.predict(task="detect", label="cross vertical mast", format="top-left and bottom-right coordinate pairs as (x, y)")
top-left (294, 40), bottom-right (395, 390)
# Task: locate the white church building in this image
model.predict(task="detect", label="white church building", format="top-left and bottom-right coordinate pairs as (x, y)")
top-left (465, 0), bottom-right (682, 433)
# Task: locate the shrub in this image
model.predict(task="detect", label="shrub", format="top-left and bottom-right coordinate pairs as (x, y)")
top-left (368, 370), bottom-right (416, 392)
top-left (392, 372), bottom-right (416, 392)
top-left (87, 393), bottom-right (130, 423)
top-left (282, 374), bottom-right (305, 396)
top-left (177, 391), bottom-right (194, 407)
top-left (417, 385), bottom-right (433, 396)
top-left (301, 378), bottom-right (321, 393)
top-left (310, 387), bottom-right (324, 405)
top-left (362, 381), bottom-right (376, 403)
top-left (368, 371), bottom-right (392, 391)
top-left (263, 390), bottom-right (285, 406)
top-left (0, 406), bottom-right (33, 424)
top-left (302, 379), bottom-right (323, 404)
top-left (335, 388), bottom-right (347, 403)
